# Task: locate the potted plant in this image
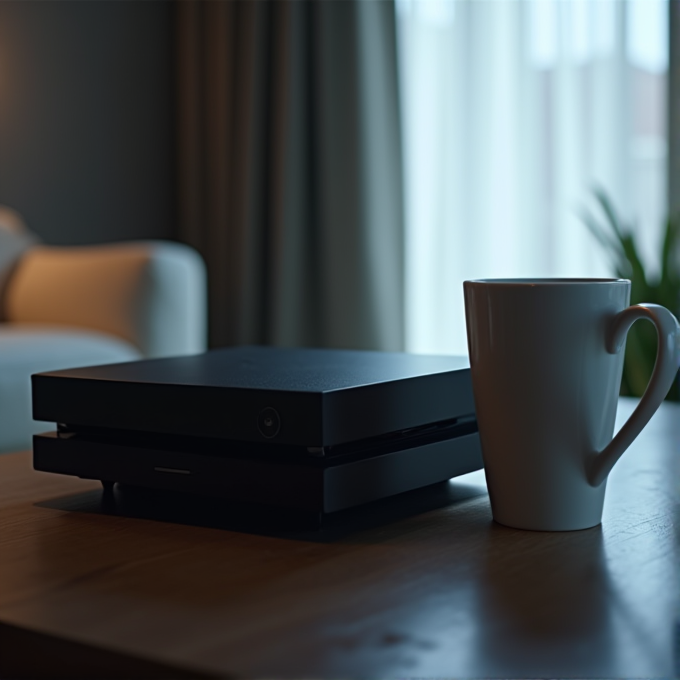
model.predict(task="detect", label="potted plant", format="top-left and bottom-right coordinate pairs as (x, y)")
top-left (580, 188), bottom-right (680, 401)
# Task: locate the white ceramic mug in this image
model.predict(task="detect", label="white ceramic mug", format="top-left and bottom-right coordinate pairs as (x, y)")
top-left (464, 278), bottom-right (680, 531)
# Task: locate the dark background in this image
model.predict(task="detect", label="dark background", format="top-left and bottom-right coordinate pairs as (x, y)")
top-left (0, 0), bottom-right (174, 245)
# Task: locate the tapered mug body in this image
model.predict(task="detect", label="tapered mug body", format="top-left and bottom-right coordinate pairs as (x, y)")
top-left (464, 278), bottom-right (679, 531)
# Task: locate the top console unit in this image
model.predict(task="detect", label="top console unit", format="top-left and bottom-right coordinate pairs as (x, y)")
top-left (32, 345), bottom-right (475, 449)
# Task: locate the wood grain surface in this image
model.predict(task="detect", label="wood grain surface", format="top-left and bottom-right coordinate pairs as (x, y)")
top-left (0, 398), bottom-right (678, 678)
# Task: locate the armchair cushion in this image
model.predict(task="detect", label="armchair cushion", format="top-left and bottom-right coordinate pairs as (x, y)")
top-left (5, 241), bottom-right (207, 358)
top-left (0, 206), bottom-right (39, 305)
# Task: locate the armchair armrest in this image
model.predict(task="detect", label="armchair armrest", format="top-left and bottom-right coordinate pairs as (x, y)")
top-left (5, 241), bottom-right (207, 358)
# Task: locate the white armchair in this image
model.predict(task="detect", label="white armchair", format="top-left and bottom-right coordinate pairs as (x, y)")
top-left (0, 208), bottom-right (207, 452)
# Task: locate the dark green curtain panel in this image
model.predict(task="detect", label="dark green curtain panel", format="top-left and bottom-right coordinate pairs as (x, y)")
top-left (175, 0), bottom-right (405, 351)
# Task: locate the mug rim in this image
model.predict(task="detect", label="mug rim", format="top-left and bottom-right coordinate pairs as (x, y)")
top-left (464, 278), bottom-right (630, 286)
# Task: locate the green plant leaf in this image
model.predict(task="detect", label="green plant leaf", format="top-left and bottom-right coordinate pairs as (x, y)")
top-left (580, 187), bottom-right (679, 401)
top-left (593, 186), bottom-right (626, 241)
top-left (579, 207), bottom-right (628, 274)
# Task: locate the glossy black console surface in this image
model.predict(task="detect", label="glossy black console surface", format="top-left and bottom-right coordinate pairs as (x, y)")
top-left (32, 346), bottom-right (474, 447)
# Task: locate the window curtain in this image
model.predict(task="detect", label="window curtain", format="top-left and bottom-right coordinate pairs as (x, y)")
top-left (398, 0), bottom-right (669, 356)
top-left (175, 0), bottom-right (405, 351)
top-left (669, 0), bottom-right (680, 213)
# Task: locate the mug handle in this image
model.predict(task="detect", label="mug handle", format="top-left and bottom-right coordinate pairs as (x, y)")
top-left (588, 303), bottom-right (680, 486)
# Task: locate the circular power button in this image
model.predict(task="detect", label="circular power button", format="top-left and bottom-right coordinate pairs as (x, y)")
top-left (257, 407), bottom-right (281, 438)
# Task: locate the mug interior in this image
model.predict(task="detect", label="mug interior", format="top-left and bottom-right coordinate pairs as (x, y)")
top-left (465, 278), bottom-right (629, 285)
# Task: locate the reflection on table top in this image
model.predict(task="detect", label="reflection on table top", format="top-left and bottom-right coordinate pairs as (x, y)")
top-left (0, 397), bottom-right (678, 678)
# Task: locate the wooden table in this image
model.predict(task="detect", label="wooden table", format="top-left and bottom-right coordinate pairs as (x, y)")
top-left (1, 398), bottom-right (678, 678)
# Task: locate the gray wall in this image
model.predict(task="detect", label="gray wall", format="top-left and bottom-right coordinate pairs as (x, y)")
top-left (0, 1), bottom-right (174, 245)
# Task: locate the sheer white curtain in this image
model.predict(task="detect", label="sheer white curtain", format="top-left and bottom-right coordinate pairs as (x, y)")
top-left (398, 0), bottom-right (668, 355)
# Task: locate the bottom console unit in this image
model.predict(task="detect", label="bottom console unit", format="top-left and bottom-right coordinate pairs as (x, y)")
top-left (34, 417), bottom-right (481, 515)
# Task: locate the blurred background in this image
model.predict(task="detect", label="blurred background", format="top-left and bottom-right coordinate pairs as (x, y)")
top-left (399, 0), bottom-right (670, 355)
top-left (0, 0), bottom-right (677, 366)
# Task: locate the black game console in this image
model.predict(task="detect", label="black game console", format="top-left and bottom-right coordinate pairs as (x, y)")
top-left (32, 346), bottom-right (482, 515)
